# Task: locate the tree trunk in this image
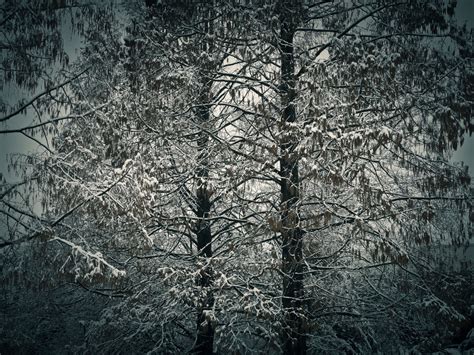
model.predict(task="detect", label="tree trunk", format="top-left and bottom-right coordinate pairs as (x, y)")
top-left (193, 82), bottom-right (215, 355)
top-left (278, 1), bottom-right (306, 354)
top-left (194, 7), bottom-right (217, 352)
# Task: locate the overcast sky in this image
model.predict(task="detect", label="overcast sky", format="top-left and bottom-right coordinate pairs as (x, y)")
top-left (1, 1), bottom-right (473, 182)
top-left (450, 0), bottom-right (474, 174)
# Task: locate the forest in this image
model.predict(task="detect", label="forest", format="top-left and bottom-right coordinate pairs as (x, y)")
top-left (1, 0), bottom-right (473, 354)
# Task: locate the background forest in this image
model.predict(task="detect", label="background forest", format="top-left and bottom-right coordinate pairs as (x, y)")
top-left (1, 0), bottom-right (473, 354)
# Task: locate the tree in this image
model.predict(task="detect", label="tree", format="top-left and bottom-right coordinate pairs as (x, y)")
top-left (0, 0), bottom-right (116, 248)
top-left (28, 1), bottom-right (280, 352)
top-left (1, 0), bottom-right (472, 354)
top-left (230, 0), bottom-right (472, 352)
top-left (192, 0), bottom-right (472, 352)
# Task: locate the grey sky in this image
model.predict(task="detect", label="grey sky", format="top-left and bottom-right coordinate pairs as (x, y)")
top-left (1, 1), bottom-right (473, 181)
top-left (450, 0), bottom-right (474, 175)
top-left (0, 21), bottom-right (82, 182)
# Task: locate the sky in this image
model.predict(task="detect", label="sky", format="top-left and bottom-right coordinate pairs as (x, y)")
top-left (450, 0), bottom-right (474, 173)
top-left (0, 18), bottom-right (82, 182)
top-left (1, 1), bottom-right (473, 183)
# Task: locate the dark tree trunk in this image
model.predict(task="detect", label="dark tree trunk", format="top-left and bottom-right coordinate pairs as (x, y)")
top-left (278, 1), bottom-right (306, 354)
top-left (193, 82), bottom-right (215, 355)
top-left (194, 7), bottom-right (217, 352)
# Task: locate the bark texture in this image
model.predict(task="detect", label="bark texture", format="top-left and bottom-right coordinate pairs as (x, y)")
top-left (278, 1), bottom-right (306, 354)
top-left (193, 81), bottom-right (215, 355)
